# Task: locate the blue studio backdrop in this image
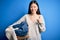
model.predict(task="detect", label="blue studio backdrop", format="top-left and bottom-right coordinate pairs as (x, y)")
top-left (0, 0), bottom-right (60, 40)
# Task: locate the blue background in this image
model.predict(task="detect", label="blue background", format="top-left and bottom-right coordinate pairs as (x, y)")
top-left (0, 0), bottom-right (60, 40)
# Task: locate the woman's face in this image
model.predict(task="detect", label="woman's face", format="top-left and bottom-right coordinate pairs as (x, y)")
top-left (30, 3), bottom-right (38, 14)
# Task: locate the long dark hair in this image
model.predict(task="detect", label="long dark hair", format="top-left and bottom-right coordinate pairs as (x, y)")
top-left (28, 0), bottom-right (41, 15)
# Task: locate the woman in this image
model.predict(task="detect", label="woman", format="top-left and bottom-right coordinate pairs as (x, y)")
top-left (5, 0), bottom-right (46, 40)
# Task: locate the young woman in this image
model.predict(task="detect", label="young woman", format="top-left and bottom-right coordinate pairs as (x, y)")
top-left (5, 0), bottom-right (46, 40)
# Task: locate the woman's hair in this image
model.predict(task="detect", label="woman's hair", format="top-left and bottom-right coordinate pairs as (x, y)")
top-left (28, 0), bottom-right (41, 15)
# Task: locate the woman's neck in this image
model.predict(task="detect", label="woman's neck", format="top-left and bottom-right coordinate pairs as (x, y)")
top-left (31, 13), bottom-right (37, 16)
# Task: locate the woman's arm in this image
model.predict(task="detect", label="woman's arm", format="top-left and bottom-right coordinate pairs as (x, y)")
top-left (5, 14), bottom-right (27, 40)
top-left (38, 15), bottom-right (46, 32)
top-left (6, 14), bottom-right (27, 31)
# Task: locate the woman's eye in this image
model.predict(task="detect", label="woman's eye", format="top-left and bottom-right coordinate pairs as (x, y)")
top-left (30, 6), bottom-right (36, 8)
top-left (34, 6), bottom-right (36, 8)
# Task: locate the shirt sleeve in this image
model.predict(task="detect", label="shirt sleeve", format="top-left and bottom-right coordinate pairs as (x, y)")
top-left (38, 15), bottom-right (46, 32)
top-left (6, 14), bottom-right (27, 30)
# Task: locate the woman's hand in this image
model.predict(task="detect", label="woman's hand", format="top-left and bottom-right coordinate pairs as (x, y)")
top-left (37, 16), bottom-right (43, 24)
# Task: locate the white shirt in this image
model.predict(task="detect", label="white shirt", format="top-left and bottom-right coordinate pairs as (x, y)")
top-left (6, 14), bottom-right (46, 40)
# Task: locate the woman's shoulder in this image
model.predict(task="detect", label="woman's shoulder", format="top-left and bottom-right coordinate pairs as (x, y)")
top-left (24, 14), bottom-right (44, 18)
top-left (38, 14), bottom-right (44, 18)
top-left (24, 14), bottom-right (29, 17)
top-left (25, 14), bottom-right (44, 18)
top-left (22, 14), bottom-right (28, 17)
top-left (24, 14), bottom-right (28, 16)
top-left (22, 14), bottom-right (29, 19)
